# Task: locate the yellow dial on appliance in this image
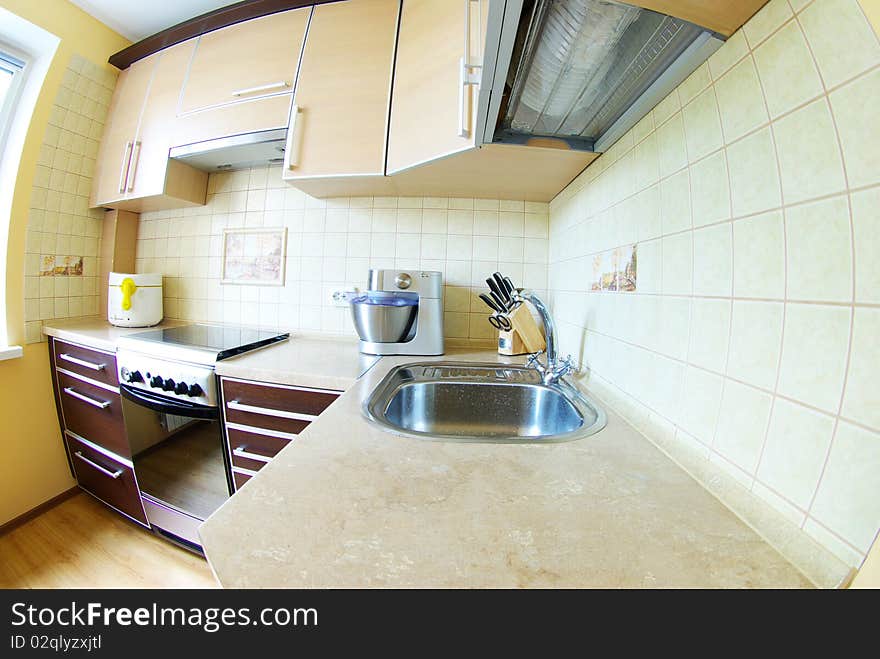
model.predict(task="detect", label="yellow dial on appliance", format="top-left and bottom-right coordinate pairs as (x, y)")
top-left (119, 277), bottom-right (138, 310)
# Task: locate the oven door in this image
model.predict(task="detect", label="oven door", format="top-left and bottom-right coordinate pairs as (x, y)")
top-left (120, 385), bottom-right (231, 545)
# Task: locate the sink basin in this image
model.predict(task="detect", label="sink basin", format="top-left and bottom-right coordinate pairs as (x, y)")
top-left (363, 362), bottom-right (607, 443)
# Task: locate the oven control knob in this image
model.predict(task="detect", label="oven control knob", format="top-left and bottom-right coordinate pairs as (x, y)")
top-left (174, 381), bottom-right (188, 395)
top-left (125, 370), bottom-right (143, 383)
top-left (187, 383), bottom-right (203, 398)
top-left (150, 376), bottom-right (163, 388)
top-left (162, 378), bottom-right (175, 392)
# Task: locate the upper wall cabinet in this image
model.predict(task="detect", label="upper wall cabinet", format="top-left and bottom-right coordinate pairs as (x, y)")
top-left (386, 0), bottom-right (489, 174)
top-left (177, 8), bottom-right (310, 141)
top-left (282, 0), bottom-right (399, 183)
top-left (90, 45), bottom-right (207, 212)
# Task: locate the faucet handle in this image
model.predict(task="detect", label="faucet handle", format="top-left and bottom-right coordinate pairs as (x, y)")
top-left (526, 350), bottom-right (545, 369)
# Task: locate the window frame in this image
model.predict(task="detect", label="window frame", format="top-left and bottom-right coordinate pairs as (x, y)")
top-left (0, 47), bottom-right (27, 172)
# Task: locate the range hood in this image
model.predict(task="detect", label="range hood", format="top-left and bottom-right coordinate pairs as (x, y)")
top-left (168, 128), bottom-right (287, 171)
top-left (483, 0), bottom-right (724, 152)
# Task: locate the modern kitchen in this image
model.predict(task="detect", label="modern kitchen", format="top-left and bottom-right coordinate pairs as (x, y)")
top-left (0, 0), bottom-right (878, 592)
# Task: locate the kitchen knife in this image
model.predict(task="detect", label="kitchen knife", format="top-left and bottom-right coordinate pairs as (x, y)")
top-left (486, 277), bottom-right (507, 306)
top-left (503, 276), bottom-right (517, 297)
top-left (493, 272), bottom-right (512, 307)
top-left (479, 293), bottom-right (504, 314)
top-left (489, 290), bottom-right (509, 312)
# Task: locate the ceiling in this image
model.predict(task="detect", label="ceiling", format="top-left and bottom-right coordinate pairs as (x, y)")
top-left (69, 0), bottom-right (241, 42)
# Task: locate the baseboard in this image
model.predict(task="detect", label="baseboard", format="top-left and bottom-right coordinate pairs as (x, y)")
top-left (0, 487), bottom-right (80, 536)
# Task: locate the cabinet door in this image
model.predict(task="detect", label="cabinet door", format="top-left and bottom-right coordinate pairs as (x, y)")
top-left (387, 0), bottom-right (487, 174)
top-left (283, 0), bottom-right (399, 179)
top-left (179, 9), bottom-right (310, 115)
top-left (127, 42), bottom-right (194, 200)
top-left (89, 56), bottom-right (155, 207)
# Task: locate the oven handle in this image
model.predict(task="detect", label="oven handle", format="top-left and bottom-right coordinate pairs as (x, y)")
top-left (120, 384), bottom-right (218, 420)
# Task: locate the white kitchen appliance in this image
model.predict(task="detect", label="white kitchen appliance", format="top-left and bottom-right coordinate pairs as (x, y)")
top-left (108, 272), bottom-right (163, 328)
top-left (349, 269), bottom-right (444, 356)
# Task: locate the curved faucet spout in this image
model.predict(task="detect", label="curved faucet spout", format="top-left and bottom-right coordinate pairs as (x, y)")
top-left (516, 290), bottom-right (573, 385)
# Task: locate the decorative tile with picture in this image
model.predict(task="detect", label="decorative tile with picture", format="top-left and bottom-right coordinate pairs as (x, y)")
top-left (221, 227), bottom-right (287, 286)
top-left (591, 244), bottom-right (637, 292)
top-left (40, 255), bottom-right (83, 276)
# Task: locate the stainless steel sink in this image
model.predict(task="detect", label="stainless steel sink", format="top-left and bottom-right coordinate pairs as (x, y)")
top-left (363, 362), bottom-right (607, 443)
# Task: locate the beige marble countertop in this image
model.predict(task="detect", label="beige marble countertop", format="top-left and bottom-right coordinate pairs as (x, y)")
top-left (199, 349), bottom-right (811, 588)
top-left (215, 335), bottom-right (380, 390)
top-left (42, 316), bottom-right (187, 353)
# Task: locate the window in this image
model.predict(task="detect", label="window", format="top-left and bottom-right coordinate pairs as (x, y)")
top-left (0, 50), bottom-right (25, 157)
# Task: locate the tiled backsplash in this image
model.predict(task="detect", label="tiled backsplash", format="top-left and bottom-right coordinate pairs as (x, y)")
top-left (24, 54), bottom-right (116, 343)
top-left (135, 168), bottom-right (550, 341)
top-left (549, 0), bottom-right (879, 567)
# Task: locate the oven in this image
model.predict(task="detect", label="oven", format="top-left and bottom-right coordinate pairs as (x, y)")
top-left (119, 380), bottom-right (231, 551)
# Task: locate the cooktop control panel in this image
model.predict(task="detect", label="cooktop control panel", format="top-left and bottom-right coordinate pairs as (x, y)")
top-left (116, 350), bottom-right (217, 407)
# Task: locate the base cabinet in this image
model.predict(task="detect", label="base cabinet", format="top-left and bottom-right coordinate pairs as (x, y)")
top-left (220, 377), bottom-right (341, 491)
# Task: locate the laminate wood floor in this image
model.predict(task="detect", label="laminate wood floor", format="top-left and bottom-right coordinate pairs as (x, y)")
top-left (0, 492), bottom-right (217, 588)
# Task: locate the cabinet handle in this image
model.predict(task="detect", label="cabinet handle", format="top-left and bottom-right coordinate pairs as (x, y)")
top-left (59, 353), bottom-right (106, 371)
top-left (233, 446), bottom-right (273, 464)
top-left (74, 451), bottom-right (123, 479)
top-left (64, 387), bottom-right (111, 409)
top-left (283, 105), bottom-right (301, 170)
top-left (227, 399), bottom-right (317, 422)
top-left (231, 81), bottom-right (289, 97)
top-left (458, 0), bottom-right (483, 138)
top-left (125, 141), bottom-right (142, 192)
top-left (117, 141), bottom-right (133, 193)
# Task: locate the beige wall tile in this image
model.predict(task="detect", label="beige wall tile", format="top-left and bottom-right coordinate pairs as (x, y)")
top-left (799, 0), bottom-right (880, 88)
top-left (841, 307), bottom-right (880, 430)
top-left (850, 187), bottom-right (880, 304)
top-left (687, 298), bottom-right (731, 373)
top-left (693, 223), bottom-right (732, 297)
top-left (773, 99), bottom-right (846, 204)
top-left (690, 150), bottom-right (731, 227)
top-left (829, 69), bottom-right (880, 189)
top-left (680, 366), bottom-right (724, 444)
top-left (778, 303), bottom-right (851, 413)
top-left (659, 169), bottom-right (691, 235)
top-left (753, 20), bottom-right (824, 119)
top-left (727, 300), bottom-right (784, 390)
top-left (785, 195), bottom-right (852, 302)
top-left (758, 398), bottom-right (835, 508)
top-left (732, 210), bottom-right (785, 299)
top-left (682, 88), bottom-right (724, 162)
top-left (811, 421), bottom-right (880, 552)
top-left (708, 30), bottom-right (749, 79)
top-left (714, 57), bottom-right (769, 142)
top-left (652, 89), bottom-right (681, 127)
top-left (661, 232), bottom-right (693, 295)
top-left (678, 62), bottom-right (711, 105)
top-left (714, 379), bottom-right (773, 474)
top-left (727, 127), bottom-right (782, 217)
top-left (743, 0), bottom-right (794, 47)
top-left (656, 113), bottom-right (688, 177)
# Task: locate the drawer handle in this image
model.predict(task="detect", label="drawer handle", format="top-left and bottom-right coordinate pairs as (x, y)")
top-left (233, 446), bottom-right (273, 464)
top-left (74, 451), bottom-right (123, 479)
top-left (64, 387), bottom-right (111, 409)
top-left (59, 353), bottom-right (106, 371)
top-left (118, 140), bottom-right (133, 193)
top-left (231, 81), bottom-right (289, 97)
top-left (227, 400), bottom-right (318, 422)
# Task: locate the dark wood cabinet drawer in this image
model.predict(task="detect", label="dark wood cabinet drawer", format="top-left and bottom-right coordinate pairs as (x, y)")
top-left (53, 339), bottom-right (118, 388)
top-left (65, 434), bottom-right (148, 526)
top-left (221, 379), bottom-right (340, 434)
top-left (232, 468), bottom-right (254, 491)
top-left (57, 372), bottom-right (129, 457)
top-left (227, 426), bottom-right (291, 472)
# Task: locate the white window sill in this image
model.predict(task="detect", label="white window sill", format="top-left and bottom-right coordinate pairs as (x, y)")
top-left (0, 345), bottom-right (23, 361)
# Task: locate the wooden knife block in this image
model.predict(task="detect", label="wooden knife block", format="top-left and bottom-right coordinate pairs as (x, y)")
top-left (497, 305), bottom-right (546, 356)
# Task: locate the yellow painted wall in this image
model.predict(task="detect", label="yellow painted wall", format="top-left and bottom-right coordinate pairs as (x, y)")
top-left (0, 0), bottom-right (128, 525)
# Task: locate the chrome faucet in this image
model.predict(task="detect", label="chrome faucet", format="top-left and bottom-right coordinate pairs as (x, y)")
top-left (515, 290), bottom-right (575, 385)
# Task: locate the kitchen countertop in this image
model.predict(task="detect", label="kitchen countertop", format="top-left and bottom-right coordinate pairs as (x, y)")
top-left (198, 349), bottom-right (812, 588)
top-left (42, 316), bottom-right (187, 353)
top-left (215, 335), bottom-right (379, 391)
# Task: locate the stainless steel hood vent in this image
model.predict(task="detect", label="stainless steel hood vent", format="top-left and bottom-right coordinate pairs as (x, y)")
top-left (492, 0), bottom-right (723, 152)
top-left (168, 128), bottom-right (287, 171)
